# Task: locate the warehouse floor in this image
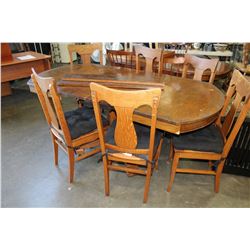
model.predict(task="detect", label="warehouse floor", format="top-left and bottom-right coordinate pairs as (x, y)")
top-left (1, 84), bottom-right (250, 208)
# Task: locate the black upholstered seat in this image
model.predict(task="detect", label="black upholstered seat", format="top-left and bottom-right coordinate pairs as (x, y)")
top-left (78, 98), bottom-right (113, 111)
top-left (105, 121), bottom-right (163, 159)
top-left (65, 107), bottom-right (109, 140)
top-left (173, 124), bottom-right (224, 153)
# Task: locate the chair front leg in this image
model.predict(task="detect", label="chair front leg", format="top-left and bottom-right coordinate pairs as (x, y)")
top-left (103, 157), bottom-right (110, 196)
top-left (67, 148), bottom-right (75, 183)
top-left (215, 159), bottom-right (226, 193)
top-left (143, 163), bottom-right (153, 203)
top-left (167, 152), bottom-right (180, 192)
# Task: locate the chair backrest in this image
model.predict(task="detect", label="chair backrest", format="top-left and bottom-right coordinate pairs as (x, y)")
top-left (68, 43), bottom-right (103, 65)
top-left (182, 54), bottom-right (219, 84)
top-left (134, 45), bottom-right (163, 74)
top-left (31, 69), bottom-right (72, 145)
top-left (106, 49), bottom-right (135, 69)
top-left (216, 69), bottom-right (250, 157)
top-left (162, 55), bottom-right (185, 76)
top-left (90, 83), bottom-right (161, 161)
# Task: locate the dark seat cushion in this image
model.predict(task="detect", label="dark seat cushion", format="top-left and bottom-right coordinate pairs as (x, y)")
top-left (78, 98), bottom-right (113, 111)
top-left (105, 121), bottom-right (163, 160)
top-left (65, 107), bottom-right (109, 140)
top-left (173, 124), bottom-right (224, 153)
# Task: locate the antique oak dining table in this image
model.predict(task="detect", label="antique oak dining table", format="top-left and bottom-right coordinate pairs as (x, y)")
top-left (29, 64), bottom-right (225, 134)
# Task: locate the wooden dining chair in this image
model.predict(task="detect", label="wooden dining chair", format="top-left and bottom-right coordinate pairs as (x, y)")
top-left (31, 69), bottom-right (109, 183)
top-left (68, 43), bottom-right (103, 65)
top-left (134, 45), bottom-right (163, 74)
top-left (90, 83), bottom-right (163, 203)
top-left (182, 54), bottom-right (219, 84)
top-left (106, 49), bottom-right (135, 69)
top-left (162, 55), bottom-right (185, 76)
top-left (68, 43), bottom-right (103, 107)
top-left (167, 69), bottom-right (250, 192)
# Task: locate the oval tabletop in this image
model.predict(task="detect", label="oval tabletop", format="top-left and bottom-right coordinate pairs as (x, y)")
top-left (38, 64), bottom-right (225, 134)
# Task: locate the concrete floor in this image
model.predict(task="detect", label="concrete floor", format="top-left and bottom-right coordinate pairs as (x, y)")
top-left (1, 83), bottom-right (250, 207)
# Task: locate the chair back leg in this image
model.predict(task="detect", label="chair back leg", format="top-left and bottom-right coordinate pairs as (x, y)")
top-left (143, 163), bottom-right (153, 203)
top-left (167, 153), bottom-right (180, 192)
top-left (103, 157), bottom-right (110, 196)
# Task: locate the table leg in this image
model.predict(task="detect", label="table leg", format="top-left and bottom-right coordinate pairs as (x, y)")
top-left (1, 81), bottom-right (12, 96)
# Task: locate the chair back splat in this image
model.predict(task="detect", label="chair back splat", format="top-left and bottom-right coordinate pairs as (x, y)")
top-left (68, 43), bottom-right (103, 65)
top-left (90, 83), bottom-right (163, 203)
top-left (183, 54), bottom-right (219, 84)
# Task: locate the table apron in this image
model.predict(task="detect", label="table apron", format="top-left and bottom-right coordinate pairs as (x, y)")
top-left (133, 112), bottom-right (220, 134)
